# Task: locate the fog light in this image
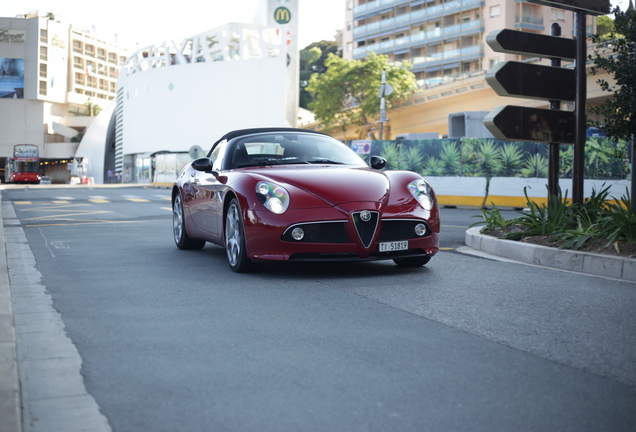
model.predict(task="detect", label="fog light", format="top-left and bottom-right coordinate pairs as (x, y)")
top-left (415, 223), bottom-right (427, 236)
top-left (291, 227), bottom-right (305, 241)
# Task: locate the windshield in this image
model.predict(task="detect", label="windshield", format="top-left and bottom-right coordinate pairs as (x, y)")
top-left (226, 132), bottom-right (367, 169)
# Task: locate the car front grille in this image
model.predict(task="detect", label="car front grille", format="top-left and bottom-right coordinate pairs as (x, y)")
top-left (282, 218), bottom-right (431, 245)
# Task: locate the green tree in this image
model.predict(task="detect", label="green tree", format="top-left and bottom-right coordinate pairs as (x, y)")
top-left (299, 41), bottom-right (338, 110)
top-left (596, 15), bottom-right (617, 41)
top-left (589, 4), bottom-right (636, 208)
top-left (306, 52), bottom-right (417, 133)
top-left (588, 5), bottom-right (636, 141)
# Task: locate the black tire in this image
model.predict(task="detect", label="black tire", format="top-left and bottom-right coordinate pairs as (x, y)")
top-left (393, 255), bottom-right (431, 267)
top-left (173, 193), bottom-right (205, 250)
top-left (225, 198), bottom-right (255, 272)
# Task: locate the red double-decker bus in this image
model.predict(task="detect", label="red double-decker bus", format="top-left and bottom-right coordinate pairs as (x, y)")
top-left (4, 144), bottom-right (41, 184)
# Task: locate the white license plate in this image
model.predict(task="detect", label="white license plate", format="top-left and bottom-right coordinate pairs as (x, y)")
top-left (379, 240), bottom-right (408, 252)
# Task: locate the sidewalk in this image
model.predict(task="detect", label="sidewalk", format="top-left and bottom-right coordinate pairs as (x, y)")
top-left (0, 198), bottom-right (20, 432)
top-left (0, 195), bottom-right (111, 432)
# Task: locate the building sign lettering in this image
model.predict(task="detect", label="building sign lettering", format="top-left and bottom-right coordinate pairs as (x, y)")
top-left (0, 29), bottom-right (26, 43)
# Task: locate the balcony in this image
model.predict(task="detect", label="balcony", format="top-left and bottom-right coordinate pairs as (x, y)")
top-left (515, 15), bottom-right (545, 31)
top-left (354, 0), bottom-right (484, 30)
top-left (353, 20), bottom-right (484, 58)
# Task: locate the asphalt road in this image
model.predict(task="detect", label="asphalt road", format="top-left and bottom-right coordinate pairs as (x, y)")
top-left (2, 185), bottom-right (635, 432)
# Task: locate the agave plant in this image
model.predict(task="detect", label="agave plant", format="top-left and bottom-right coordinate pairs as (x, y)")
top-left (400, 146), bottom-right (425, 172)
top-left (521, 154), bottom-right (549, 178)
top-left (438, 141), bottom-right (461, 175)
top-left (380, 142), bottom-right (401, 170)
top-left (423, 155), bottom-right (445, 176)
top-left (475, 140), bottom-right (503, 208)
top-left (498, 143), bottom-right (525, 177)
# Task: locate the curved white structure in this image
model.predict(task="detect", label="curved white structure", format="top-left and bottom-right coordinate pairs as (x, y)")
top-left (76, 23), bottom-right (289, 183)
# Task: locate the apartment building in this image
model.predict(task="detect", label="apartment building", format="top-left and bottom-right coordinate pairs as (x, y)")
top-left (342, 0), bottom-right (594, 86)
top-left (0, 12), bottom-right (127, 181)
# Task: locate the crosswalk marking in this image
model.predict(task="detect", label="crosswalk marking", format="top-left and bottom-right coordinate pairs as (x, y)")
top-left (126, 198), bottom-right (150, 203)
top-left (89, 199), bottom-right (110, 203)
top-left (14, 201), bottom-right (32, 205)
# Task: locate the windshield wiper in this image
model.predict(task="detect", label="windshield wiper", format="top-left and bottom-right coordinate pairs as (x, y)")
top-left (304, 158), bottom-right (344, 165)
top-left (236, 158), bottom-right (287, 168)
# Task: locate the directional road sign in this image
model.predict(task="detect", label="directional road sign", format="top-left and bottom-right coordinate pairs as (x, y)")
top-left (484, 105), bottom-right (575, 144)
top-left (486, 61), bottom-right (576, 102)
top-left (527, 0), bottom-right (610, 15)
top-left (486, 29), bottom-right (576, 61)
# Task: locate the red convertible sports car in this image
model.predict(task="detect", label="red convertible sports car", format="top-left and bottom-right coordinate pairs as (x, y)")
top-left (172, 128), bottom-right (440, 272)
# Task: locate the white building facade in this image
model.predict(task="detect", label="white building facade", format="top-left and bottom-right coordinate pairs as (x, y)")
top-left (0, 13), bottom-right (127, 183)
top-left (75, 0), bottom-right (300, 184)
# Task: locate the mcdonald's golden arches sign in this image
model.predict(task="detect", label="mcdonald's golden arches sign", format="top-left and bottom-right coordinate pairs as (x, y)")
top-left (274, 7), bottom-right (292, 24)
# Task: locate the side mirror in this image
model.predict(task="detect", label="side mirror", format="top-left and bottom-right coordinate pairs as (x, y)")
top-left (370, 156), bottom-right (387, 170)
top-left (191, 157), bottom-right (213, 172)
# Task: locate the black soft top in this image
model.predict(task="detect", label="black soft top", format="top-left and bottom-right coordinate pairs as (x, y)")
top-left (223, 127), bottom-right (328, 142)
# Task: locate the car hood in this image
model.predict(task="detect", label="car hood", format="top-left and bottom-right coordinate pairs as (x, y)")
top-left (251, 166), bottom-right (390, 207)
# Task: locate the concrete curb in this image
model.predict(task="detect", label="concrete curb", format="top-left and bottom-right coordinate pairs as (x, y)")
top-left (0, 198), bottom-right (21, 432)
top-left (465, 226), bottom-right (636, 282)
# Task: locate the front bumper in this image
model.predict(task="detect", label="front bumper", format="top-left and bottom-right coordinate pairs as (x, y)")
top-left (243, 203), bottom-right (440, 262)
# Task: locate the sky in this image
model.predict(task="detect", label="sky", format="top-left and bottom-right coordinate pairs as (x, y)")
top-left (2, 0), bottom-right (345, 50)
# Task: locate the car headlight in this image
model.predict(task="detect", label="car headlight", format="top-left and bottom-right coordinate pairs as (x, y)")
top-left (408, 179), bottom-right (435, 210)
top-left (256, 181), bottom-right (290, 214)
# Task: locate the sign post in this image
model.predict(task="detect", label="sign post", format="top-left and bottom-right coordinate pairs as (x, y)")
top-left (485, 0), bottom-right (609, 205)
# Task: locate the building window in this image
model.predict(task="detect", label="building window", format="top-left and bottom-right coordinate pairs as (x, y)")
top-left (108, 52), bottom-right (117, 64)
top-left (97, 48), bottom-right (106, 61)
top-left (489, 57), bottom-right (500, 69)
top-left (87, 76), bottom-right (96, 88)
top-left (39, 80), bottom-right (47, 96)
top-left (40, 46), bottom-right (48, 61)
top-left (99, 79), bottom-right (108, 91)
top-left (73, 40), bottom-right (82, 53)
top-left (85, 44), bottom-right (95, 57)
top-left (39, 64), bottom-right (47, 78)
top-left (74, 56), bottom-right (84, 69)
top-left (40, 29), bottom-right (47, 43)
top-left (551, 8), bottom-right (566, 20)
top-left (490, 5), bottom-right (501, 17)
top-left (110, 82), bottom-right (117, 93)
top-left (75, 72), bottom-right (85, 86)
